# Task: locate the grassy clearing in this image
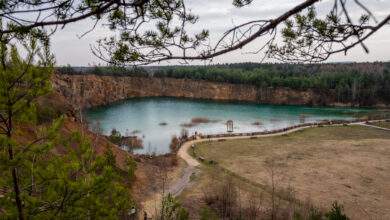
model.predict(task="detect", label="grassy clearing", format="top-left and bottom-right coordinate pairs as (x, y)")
top-left (179, 125), bottom-right (390, 219)
top-left (372, 121), bottom-right (390, 129)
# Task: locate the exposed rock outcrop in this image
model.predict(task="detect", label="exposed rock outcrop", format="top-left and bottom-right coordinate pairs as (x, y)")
top-left (51, 74), bottom-right (385, 109)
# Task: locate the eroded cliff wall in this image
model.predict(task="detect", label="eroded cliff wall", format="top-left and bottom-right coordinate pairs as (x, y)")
top-left (51, 74), bottom-right (356, 109)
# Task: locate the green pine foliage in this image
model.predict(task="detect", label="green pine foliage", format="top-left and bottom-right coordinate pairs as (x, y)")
top-left (308, 207), bottom-right (323, 220)
top-left (35, 104), bottom-right (58, 123)
top-left (200, 205), bottom-right (218, 220)
top-left (0, 38), bottom-right (135, 219)
top-left (108, 128), bottom-right (123, 145)
top-left (125, 156), bottom-right (137, 180)
top-left (158, 194), bottom-right (190, 220)
top-left (324, 201), bottom-right (350, 220)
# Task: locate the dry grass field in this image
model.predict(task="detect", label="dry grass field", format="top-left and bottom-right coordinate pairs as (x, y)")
top-left (372, 121), bottom-right (390, 129)
top-left (179, 125), bottom-right (390, 219)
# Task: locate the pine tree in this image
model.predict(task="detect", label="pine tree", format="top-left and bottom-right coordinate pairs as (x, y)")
top-left (0, 38), bottom-right (135, 219)
top-left (158, 194), bottom-right (189, 220)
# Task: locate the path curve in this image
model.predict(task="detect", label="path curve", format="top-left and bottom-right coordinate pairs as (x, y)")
top-left (170, 124), bottom-right (318, 197)
top-left (170, 120), bottom-right (389, 198)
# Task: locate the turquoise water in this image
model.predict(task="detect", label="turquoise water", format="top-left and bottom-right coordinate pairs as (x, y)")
top-left (84, 98), bottom-right (367, 154)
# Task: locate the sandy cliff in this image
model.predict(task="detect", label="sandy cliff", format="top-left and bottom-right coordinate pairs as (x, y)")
top-left (51, 74), bottom-right (382, 109)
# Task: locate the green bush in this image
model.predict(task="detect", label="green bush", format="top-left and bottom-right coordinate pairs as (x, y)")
top-left (108, 128), bottom-right (122, 144)
top-left (200, 205), bottom-right (218, 220)
top-left (325, 201), bottom-right (350, 220)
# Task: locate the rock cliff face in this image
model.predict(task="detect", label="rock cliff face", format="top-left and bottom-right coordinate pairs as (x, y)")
top-left (51, 74), bottom-right (364, 109)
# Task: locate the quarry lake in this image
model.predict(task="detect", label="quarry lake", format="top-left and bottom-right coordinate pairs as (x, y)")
top-left (84, 98), bottom-right (368, 154)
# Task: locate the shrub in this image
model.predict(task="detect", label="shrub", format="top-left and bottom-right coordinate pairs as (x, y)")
top-left (325, 201), bottom-right (349, 220)
top-left (217, 176), bottom-right (237, 218)
top-left (308, 207), bottom-right (323, 220)
top-left (158, 194), bottom-right (189, 220)
top-left (125, 156), bottom-right (137, 180)
top-left (170, 135), bottom-right (180, 152)
top-left (108, 128), bottom-right (122, 144)
top-left (200, 205), bottom-right (218, 220)
top-left (180, 128), bottom-right (189, 138)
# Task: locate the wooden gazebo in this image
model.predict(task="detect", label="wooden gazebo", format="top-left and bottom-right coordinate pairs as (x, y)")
top-left (227, 120), bottom-right (233, 133)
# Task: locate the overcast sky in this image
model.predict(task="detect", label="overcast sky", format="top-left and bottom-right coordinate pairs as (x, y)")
top-left (49, 0), bottom-right (390, 66)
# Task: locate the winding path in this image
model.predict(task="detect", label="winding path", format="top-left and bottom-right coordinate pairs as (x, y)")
top-left (169, 124), bottom-right (320, 197)
top-left (169, 119), bottom-right (389, 198)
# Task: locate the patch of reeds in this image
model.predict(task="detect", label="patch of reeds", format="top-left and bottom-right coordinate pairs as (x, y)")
top-left (170, 135), bottom-right (180, 152)
top-left (180, 117), bottom-right (220, 128)
top-left (180, 122), bottom-right (197, 128)
top-left (121, 136), bottom-right (143, 149)
top-left (252, 121), bottom-right (263, 126)
top-left (191, 117), bottom-right (221, 123)
top-left (299, 114), bottom-right (309, 119)
top-left (131, 129), bottom-right (141, 134)
top-left (358, 116), bottom-right (369, 120)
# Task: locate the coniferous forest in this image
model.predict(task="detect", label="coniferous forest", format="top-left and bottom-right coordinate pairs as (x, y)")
top-left (56, 62), bottom-right (390, 103)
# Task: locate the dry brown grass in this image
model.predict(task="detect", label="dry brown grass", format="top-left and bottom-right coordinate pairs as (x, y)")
top-left (121, 136), bottom-right (143, 149)
top-left (181, 117), bottom-right (220, 128)
top-left (190, 126), bottom-right (390, 219)
top-left (191, 117), bottom-right (220, 123)
top-left (372, 121), bottom-right (390, 129)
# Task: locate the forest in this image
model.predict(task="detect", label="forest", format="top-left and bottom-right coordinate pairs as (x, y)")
top-left (56, 62), bottom-right (390, 103)
top-left (56, 65), bottom-right (149, 77)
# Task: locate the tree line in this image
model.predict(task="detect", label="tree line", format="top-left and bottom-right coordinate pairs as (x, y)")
top-left (153, 62), bottom-right (390, 103)
top-left (55, 62), bottom-right (390, 103)
top-left (56, 65), bottom-right (149, 77)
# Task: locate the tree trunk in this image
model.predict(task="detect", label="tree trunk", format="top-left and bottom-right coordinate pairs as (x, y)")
top-left (7, 110), bottom-right (24, 220)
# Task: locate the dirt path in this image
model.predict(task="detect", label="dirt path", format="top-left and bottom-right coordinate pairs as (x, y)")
top-left (176, 124), bottom-right (319, 167)
top-left (169, 124), bottom-right (319, 198)
top-left (141, 119), bottom-right (388, 218)
top-left (171, 120), bottom-right (390, 198)
top-left (165, 166), bottom-right (200, 197)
